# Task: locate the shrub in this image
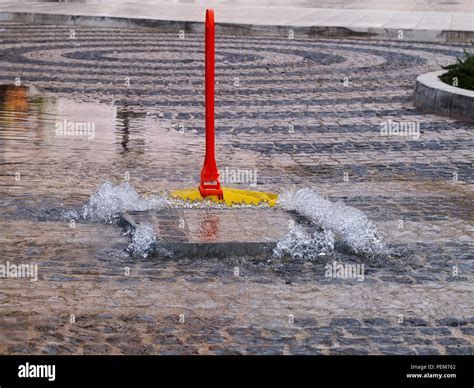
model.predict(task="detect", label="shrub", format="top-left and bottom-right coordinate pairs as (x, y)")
top-left (439, 48), bottom-right (474, 91)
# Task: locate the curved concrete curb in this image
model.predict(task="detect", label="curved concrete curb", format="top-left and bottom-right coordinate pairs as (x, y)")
top-left (414, 70), bottom-right (474, 122)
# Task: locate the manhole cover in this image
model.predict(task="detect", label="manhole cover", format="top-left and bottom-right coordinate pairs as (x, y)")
top-left (119, 207), bottom-right (303, 257)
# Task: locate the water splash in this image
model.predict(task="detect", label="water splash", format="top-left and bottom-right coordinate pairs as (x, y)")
top-left (278, 188), bottom-right (386, 257)
top-left (168, 196), bottom-right (272, 210)
top-left (127, 222), bottom-right (156, 258)
top-left (81, 181), bottom-right (168, 223)
top-left (273, 225), bottom-right (335, 260)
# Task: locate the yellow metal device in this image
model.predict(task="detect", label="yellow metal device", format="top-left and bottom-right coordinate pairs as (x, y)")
top-left (171, 187), bottom-right (278, 207)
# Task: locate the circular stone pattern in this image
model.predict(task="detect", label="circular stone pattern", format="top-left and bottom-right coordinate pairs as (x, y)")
top-left (414, 70), bottom-right (474, 122)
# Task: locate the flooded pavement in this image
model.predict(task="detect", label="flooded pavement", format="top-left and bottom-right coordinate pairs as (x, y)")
top-left (0, 22), bottom-right (473, 355)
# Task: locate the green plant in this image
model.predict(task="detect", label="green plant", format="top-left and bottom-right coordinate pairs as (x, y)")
top-left (440, 48), bottom-right (474, 91)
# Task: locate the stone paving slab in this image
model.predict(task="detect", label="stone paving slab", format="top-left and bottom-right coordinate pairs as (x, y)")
top-left (0, 1), bottom-right (472, 42)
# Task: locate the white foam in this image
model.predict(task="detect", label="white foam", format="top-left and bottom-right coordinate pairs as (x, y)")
top-left (81, 181), bottom-right (168, 222)
top-left (278, 188), bottom-right (386, 257)
top-left (127, 222), bottom-right (156, 258)
top-left (273, 225), bottom-right (335, 260)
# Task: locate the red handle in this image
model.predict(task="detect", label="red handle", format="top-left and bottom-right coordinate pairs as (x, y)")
top-left (205, 9), bottom-right (215, 157)
top-left (199, 9), bottom-right (223, 199)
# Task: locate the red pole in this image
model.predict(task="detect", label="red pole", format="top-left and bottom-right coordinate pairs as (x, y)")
top-left (199, 9), bottom-right (223, 199)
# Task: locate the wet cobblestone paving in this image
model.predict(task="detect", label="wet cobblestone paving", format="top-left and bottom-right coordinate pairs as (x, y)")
top-left (0, 23), bottom-right (473, 355)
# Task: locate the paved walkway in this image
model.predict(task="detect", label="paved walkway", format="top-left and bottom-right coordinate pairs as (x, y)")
top-left (0, 22), bottom-right (472, 355)
top-left (0, 1), bottom-right (472, 42)
top-left (4, 0), bottom-right (473, 13)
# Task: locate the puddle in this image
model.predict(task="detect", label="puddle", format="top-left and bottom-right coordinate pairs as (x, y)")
top-left (0, 84), bottom-right (187, 164)
top-left (1, 25), bottom-right (473, 356)
top-left (0, 83), bottom-right (467, 283)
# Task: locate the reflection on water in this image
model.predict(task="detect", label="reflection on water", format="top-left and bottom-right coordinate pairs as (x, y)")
top-left (0, 85), bottom-right (28, 112)
top-left (0, 85), bottom-right (31, 128)
top-left (0, 84), bottom-right (204, 201)
top-left (0, 84), bottom-right (178, 153)
top-left (116, 107), bottom-right (150, 154)
top-left (198, 213), bottom-right (220, 242)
